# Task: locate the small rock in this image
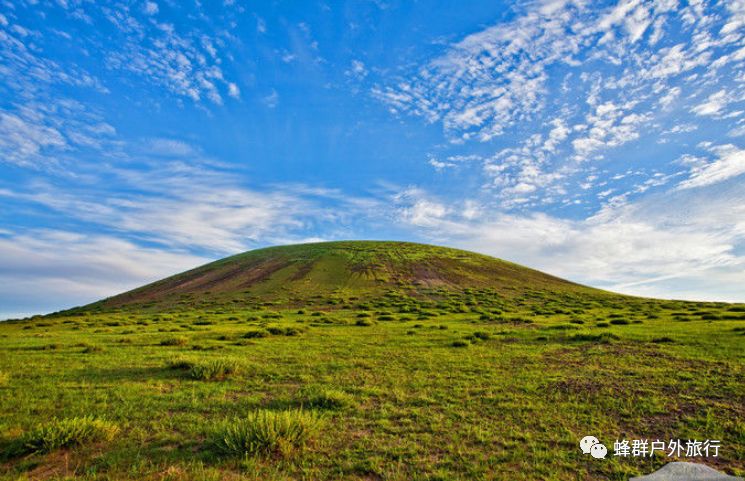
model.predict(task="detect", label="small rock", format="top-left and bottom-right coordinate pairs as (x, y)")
top-left (630, 462), bottom-right (743, 481)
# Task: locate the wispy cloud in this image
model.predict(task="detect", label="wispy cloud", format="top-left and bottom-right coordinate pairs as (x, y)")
top-left (392, 183), bottom-right (745, 301)
top-left (97, 2), bottom-right (239, 104)
top-left (0, 229), bottom-right (208, 318)
top-left (262, 89), bottom-right (279, 108)
top-left (374, 0), bottom-right (745, 208)
top-left (677, 144), bottom-right (745, 190)
top-left (0, 101), bottom-right (118, 169)
top-left (1, 144), bottom-right (385, 255)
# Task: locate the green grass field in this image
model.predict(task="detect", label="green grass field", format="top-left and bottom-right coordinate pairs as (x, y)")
top-left (1, 242), bottom-right (743, 480)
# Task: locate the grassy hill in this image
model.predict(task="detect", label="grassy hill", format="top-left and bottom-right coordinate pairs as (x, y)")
top-left (83, 241), bottom-right (607, 312)
top-left (0, 241), bottom-right (743, 480)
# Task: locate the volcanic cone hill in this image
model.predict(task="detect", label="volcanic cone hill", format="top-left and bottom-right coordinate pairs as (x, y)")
top-left (76, 240), bottom-right (623, 314)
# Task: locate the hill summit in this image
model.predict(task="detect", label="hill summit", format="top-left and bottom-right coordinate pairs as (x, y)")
top-left (82, 241), bottom-right (613, 313)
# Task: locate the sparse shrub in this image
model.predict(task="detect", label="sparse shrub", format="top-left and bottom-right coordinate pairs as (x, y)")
top-left (300, 387), bottom-right (353, 410)
top-left (651, 336), bottom-right (676, 343)
top-left (190, 359), bottom-right (240, 381)
top-left (18, 416), bottom-right (119, 454)
top-left (569, 319), bottom-right (585, 325)
top-left (377, 315), bottom-right (396, 321)
top-left (265, 326), bottom-right (303, 336)
top-left (194, 320), bottom-right (214, 326)
top-left (609, 319), bottom-right (630, 325)
top-left (568, 333), bottom-right (619, 343)
top-left (596, 322), bottom-right (610, 328)
top-left (160, 336), bottom-right (188, 346)
top-left (507, 317), bottom-right (534, 325)
top-left (451, 340), bottom-right (470, 347)
top-left (544, 324), bottom-right (579, 330)
top-left (82, 345), bottom-right (104, 353)
top-left (166, 358), bottom-right (195, 370)
top-left (243, 329), bottom-right (269, 338)
top-left (210, 409), bottom-right (323, 457)
top-left (438, 324), bottom-right (448, 330)
top-left (473, 331), bottom-right (491, 340)
top-left (355, 319), bottom-right (374, 326)
top-left (282, 327), bottom-right (302, 336)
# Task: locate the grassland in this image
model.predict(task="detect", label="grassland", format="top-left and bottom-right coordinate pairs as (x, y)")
top-left (0, 242), bottom-right (743, 480)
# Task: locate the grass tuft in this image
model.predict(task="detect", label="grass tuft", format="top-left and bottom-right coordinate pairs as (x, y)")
top-left (160, 336), bottom-right (188, 346)
top-left (568, 332), bottom-right (620, 343)
top-left (609, 319), bottom-right (630, 325)
top-left (18, 416), bottom-right (119, 454)
top-left (210, 409), bottom-right (322, 457)
top-left (300, 387), bottom-right (353, 410)
top-left (651, 336), bottom-right (676, 343)
top-left (166, 358), bottom-right (195, 370)
top-left (189, 358), bottom-right (240, 381)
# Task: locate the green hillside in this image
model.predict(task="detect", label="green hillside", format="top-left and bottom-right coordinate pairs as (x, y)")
top-left (1, 241), bottom-right (743, 480)
top-left (83, 240), bottom-right (610, 312)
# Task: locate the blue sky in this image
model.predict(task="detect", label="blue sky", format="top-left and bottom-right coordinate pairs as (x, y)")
top-left (2, 0), bottom-right (745, 318)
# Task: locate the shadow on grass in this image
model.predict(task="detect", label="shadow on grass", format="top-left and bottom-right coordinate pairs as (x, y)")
top-left (68, 366), bottom-right (185, 383)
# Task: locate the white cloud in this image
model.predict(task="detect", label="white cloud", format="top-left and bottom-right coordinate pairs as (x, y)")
top-left (263, 89), bottom-right (279, 108)
top-left (0, 229), bottom-right (208, 318)
top-left (428, 157), bottom-right (456, 171)
top-left (345, 59), bottom-right (367, 80)
top-left (372, 0), bottom-right (745, 213)
top-left (0, 100), bottom-right (118, 168)
top-left (677, 144), bottom-right (745, 189)
top-left (146, 138), bottom-right (198, 157)
top-left (144, 1), bottom-right (159, 15)
top-left (691, 89), bottom-right (728, 116)
top-left (394, 183), bottom-right (745, 301)
top-left (728, 123), bottom-right (745, 137)
top-left (0, 111), bottom-right (66, 166)
top-left (102, 4), bottom-right (238, 105)
top-left (228, 82), bottom-right (240, 99)
top-left (1, 156), bottom-right (386, 255)
top-left (394, 188), bottom-right (449, 227)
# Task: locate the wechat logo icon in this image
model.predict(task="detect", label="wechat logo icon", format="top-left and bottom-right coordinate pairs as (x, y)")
top-left (580, 435), bottom-right (608, 459)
